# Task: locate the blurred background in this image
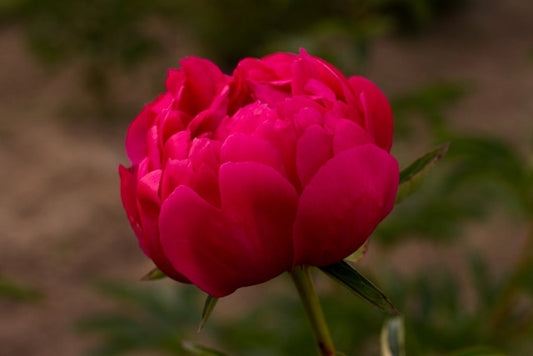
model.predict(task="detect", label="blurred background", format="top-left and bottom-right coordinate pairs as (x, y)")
top-left (1, 0), bottom-right (532, 355)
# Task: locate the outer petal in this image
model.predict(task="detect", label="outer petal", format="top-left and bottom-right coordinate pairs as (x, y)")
top-left (159, 186), bottom-right (240, 296)
top-left (135, 170), bottom-right (189, 283)
top-left (293, 49), bottom-right (355, 102)
top-left (165, 68), bottom-right (185, 96)
top-left (219, 162), bottom-right (298, 274)
top-left (119, 165), bottom-right (145, 253)
top-left (189, 84), bottom-right (230, 136)
top-left (293, 144), bottom-right (399, 267)
top-left (125, 107), bottom-right (152, 165)
top-left (349, 77), bottom-right (393, 152)
top-left (159, 173), bottom-right (295, 297)
top-left (178, 57), bottom-right (227, 116)
top-left (126, 94), bottom-right (173, 165)
top-left (261, 52), bottom-right (298, 79)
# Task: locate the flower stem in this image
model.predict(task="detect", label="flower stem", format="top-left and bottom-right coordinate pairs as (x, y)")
top-left (291, 265), bottom-right (336, 356)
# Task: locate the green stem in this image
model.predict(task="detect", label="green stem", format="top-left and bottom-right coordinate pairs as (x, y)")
top-left (291, 265), bottom-right (336, 356)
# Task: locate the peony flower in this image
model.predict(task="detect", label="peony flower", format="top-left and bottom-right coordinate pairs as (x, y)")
top-left (119, 49), bottom-right (399, 298)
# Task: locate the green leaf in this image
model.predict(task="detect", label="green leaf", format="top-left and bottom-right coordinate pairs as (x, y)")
top-left (319, 261), bottom-right (398, 315)
top-left (344, 240), bottom-right (369, 263)
top-left (181, 341), bottom-right (227, 356)
top-left (380, 316), bottom-right (405, 356)
top-left (396, 142), bottom-right (450, 204)
top-left (140, 267), bottom-right (167, 281)
top-left (198, 294), bottom-right (218, 332)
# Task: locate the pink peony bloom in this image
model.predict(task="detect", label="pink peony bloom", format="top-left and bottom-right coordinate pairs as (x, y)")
top-left (119, 50), bottom-right (399, 297)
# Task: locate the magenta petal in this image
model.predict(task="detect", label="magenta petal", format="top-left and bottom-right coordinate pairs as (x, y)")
top-left (133, 169), bottom-right (189, 283)
top-left (165, 68), bottom-right (185, 96)
top-left (159, 110), bottom-right (186, 145)
top-left (296, 125), bottom-right (332, 187)
top-left (261, 52), bottom-right (298, 79)
top-left (136, 170), bottom-right (163, 262)
top-left (216, 102), bottom-right (278, 139)
top-left (159, 185), bottom-right (251, 297)
top-left (297, 49), bottom-right (355, 102)
top-left (125, 107), bottom-right (152, 165)
top-left (160, 159), bottom-right (193, 199)
top-left (178, 57), bottom-right (227, 115)
top-left (254, 118), bottom-right (299, 188)
top-left (221, 133), bottom-right (286, 176)
top-left (119, 165), bottom-right (146, 253)
top-left (163, 131), bottom-right (191, 161)
top-left (304, 78), bottom-right (336, 102)
top-left (349, 77), bottom-right (393, 152)
top-left (136, 170), bottom-right (162, 222)
top-left (248, 80), bottom-right (291, 105)
top-left (146, 125), bottom-right (161, 170)
top-left (293, 144), bottom-right (399, 267)
top-left (332, 118), bottom-right (374, 155)
top-left (219, 162), bottom-right (298, 273)
top-left (188, 138), bottom-right (221, 172)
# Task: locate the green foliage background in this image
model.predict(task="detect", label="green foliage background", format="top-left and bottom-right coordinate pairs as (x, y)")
top-left (2, 0), bottom-right (532, 355)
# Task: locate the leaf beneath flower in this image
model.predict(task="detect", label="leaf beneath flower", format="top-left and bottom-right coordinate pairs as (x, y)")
top-left (344, 240), bottom-right (369, 263)
top-left (181, 341), bottom-right (227, 356)
top-left (198, 294), bottom-right (218, 332)
top-left (140, 267), bottom-right (167, 281)
top-left (380, 316), bottom-right (405, 356)
top-left (396, 142), bottom-right (450, 204)
top-left (319, 261), bottom-right (398, 315)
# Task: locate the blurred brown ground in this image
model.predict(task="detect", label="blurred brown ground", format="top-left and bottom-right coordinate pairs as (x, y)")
top-left (0, 0), bottom-right (532, 354)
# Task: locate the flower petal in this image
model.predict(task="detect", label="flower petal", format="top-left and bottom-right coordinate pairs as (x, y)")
top-left (220, 133), bottom-right (286, 176)
top-left (119, 165), bottom-right (145, 252)
top-left (135, 170), bottom-right (189, 282)
top-left (178, 57), bottom-right (227, 116)
top-left (163, 130), bottom-right (191, 161)
top-left (293, 144), bottom-right (399, 267)
top-left (254, 118), bottom-right (299, 188)
top-left (160, 159), bottom-right (193, 199)
top-left (349, 77), bottom-right (393, 152)
top-left (159, 110), bottom-right (187, 145)
top-left (296, 125), bottom-right (332, 187)
top-left (332, 118), bottom-right (374, 155)
top-left (159, 185), bottom-right (252, 297)
top-left (219, 162), bottom-right (298, 273)
top-left (125, 107), bottom-right (152, 165)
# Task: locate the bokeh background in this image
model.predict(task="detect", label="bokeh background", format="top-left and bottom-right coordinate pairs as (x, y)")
top-left (1, 0), bottom-right (532, 355)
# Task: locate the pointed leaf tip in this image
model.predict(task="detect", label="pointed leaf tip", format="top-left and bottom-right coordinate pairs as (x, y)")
top-left (140, 267), bottom-right (167, 281)
top-left (396, 142), bottom-right (450, 204)
top-left (320, 261), bottom-right (398, 315)
top-left (198, 294), bottom-right (218, 332)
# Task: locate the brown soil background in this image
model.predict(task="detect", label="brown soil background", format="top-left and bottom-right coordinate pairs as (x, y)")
top-left (1, 1), bottom-right (532, 355)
